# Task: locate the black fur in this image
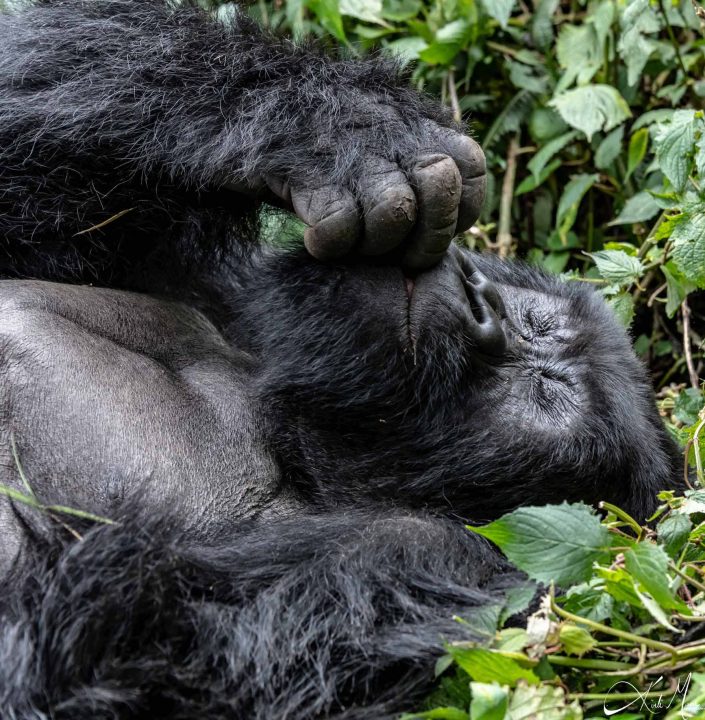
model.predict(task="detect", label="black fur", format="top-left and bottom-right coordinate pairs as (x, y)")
top-left (0, 1), bottom-right (683, 718)
top-left (0, 509), bottom-right (521, 720)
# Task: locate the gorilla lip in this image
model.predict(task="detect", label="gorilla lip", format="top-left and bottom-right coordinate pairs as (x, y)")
top-left (404, 276), bottom-right (415, 301)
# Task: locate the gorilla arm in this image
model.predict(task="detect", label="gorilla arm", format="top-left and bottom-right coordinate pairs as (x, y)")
top-left (0, 508), bottom-right (520, 719)
top-left (0, 0), bottom-right (485, 279)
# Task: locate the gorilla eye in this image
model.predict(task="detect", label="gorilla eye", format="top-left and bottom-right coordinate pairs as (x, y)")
top-left (524, 309), bottom-right (554, 338)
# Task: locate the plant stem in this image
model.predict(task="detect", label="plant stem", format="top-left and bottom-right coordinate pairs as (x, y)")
top-left (496, 134), bottom-right (520, 258)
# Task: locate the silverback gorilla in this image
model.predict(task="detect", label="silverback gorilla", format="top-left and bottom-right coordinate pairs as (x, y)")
top-left (0, 1), bottom-right (682, 718)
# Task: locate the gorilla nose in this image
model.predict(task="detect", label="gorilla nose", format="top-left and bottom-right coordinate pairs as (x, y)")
top-left (460, 257), bottom-right (507, 357)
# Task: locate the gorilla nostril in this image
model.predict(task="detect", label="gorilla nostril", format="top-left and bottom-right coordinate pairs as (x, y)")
top-left (463, 276), bottom-right (507, 357)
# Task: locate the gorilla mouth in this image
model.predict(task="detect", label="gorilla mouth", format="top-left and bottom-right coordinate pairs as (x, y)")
top-left (404, 276), bottom-right (415, 301)
top-left (403, 255), bottom-right (507, 360)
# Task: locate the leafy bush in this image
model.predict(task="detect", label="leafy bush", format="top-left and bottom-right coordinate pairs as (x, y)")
top-left (400, 494), bottom-right (705, 719)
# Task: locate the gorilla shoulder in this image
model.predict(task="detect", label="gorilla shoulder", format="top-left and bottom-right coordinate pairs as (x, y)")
top-left (0, 280), bottom-right (281, 548)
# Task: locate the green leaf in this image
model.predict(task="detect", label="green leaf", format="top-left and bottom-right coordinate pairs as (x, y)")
top-left (623, 541), bottom-right (687, 611)
top-left (658, 513), bottom-right (693, 558)
top-left (595, 126), bottom-right (625, 169)
top-left (674, 388), bottom-right (705, 426)
top-left (469, 682), bottom-right (509, 720)
top-left (516, 159), bottom-right (561, 195)
top-left (556, 173), bottom-right (599, 239)
top-left (587, 249), bottom-right (644, 283)
top-left (480, 0), bottom-right (515, 29)
top-left (506, 683), bottom-right (583, 719)
top-left (559, 623), bottom-right (597, 656)
top-left (633, 586), bottom-right (681, 631)
top-left (632, 108), bottom-right (675, 130)
top-left (468, 503), bottom-right (611, 586)
top-left (381, 0), bottom-right (421, 21)
top-left (662, 262), bottom-right (696, 318)
top-left (550, 85), bottom-right (631, 141)
top-left (499, 582), bottom-right (538, 625)
top-left (618, 0), bottom-right (660, 86)
top-left (561, 582), bottom-right (614, 622)
top-left (448, 647), bottom-right (539, 687)
top-left (401, 708), bottom-right (470, 720)
top-left (671, 203), bottom-right (705, 287)
top-left (626, 127), bottom-right (650, 181)
top-left (419, 20), bottom-right (472, 65)
top-left (527, 130), bottom-right (580, 182)
top-left (308, 0), bottom-right (346, 42)
top-left (555, 24), bottom-right (601, 88)
top-left (654, 110), bottom-right (699, 192)
top-left (340, 0), bottom-right (384, 23)
top-left (608, 191), bottom-right (661, 225)
top-left (386, 36), bottom-right (429, 62)
top-left (605, 292), bottom-right (635, 327)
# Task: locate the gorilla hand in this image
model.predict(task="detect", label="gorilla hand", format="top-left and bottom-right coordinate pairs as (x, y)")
top-left (254, 124), bottom-right (486, 271)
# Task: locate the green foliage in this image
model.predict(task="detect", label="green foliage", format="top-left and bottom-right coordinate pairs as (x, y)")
top-left (242, 0), bottom-right (705, 394)
top-left (403, 490), bottom-right (705, 719)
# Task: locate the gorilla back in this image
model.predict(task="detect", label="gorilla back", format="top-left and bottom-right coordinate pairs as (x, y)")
top-left (0, 1), bottom-right (682, 718)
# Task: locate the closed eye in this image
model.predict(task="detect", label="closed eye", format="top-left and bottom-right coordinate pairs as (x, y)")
top-left (524, 308), bottom-right (554, 338)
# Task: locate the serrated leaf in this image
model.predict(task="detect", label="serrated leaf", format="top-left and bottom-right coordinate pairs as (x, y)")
top-left (527, 130), bottom-right (580, 182)
top-left (654, 110), bottom-right (699, 192)
top-left (605, 292), bottom-right (635, 326)
top-left (481, 0), bottom-right (516, 28)
top-left (595, 126), bottom-right (625, 169)
top-left (559, 623), bottom-right (597, 656)
top-left (562, 582), bottom-right (614, 622)
top-left (658, 513), bottom-right (692, 558)
top-left (662, 262), bottom-right (696, 318)
top-left (500, 582), bottom-right (538, 625)
top-left (670, 204), bottom-right (705, 287)
top-left (506, 683), bottom-right (583, 720)
top-left (468, 503), bottom-right (611, 586)
top-left (469, 682), bottom-right (509, 720)
top-left (618, 0), bottom-right (660, 87)
top-left (448, 647), bottom-right (539, 687)
top-left (550, 85), bottom-right (631, 141)
top-left (626, 128), bottom-right (650, 180)
top-left (624, 542), bottom-right (687, 611)
top-left (587, 249), bottom-right (645, 283)
top-left (608, 191), bottom-right (661, 225)
top-left (556, 24), bottom-right (601, 87)
top-left (674, 387), bottom-right (705, 426)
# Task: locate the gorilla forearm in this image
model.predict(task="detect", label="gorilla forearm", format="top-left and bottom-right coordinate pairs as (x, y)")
top-left (0, 510), bottom-right (519, 719)
top-left (0, 0), bottom-right (483, 282)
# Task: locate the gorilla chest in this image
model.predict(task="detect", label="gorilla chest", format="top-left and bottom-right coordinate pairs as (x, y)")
top-left (0, 281), bottom-right (278, 528)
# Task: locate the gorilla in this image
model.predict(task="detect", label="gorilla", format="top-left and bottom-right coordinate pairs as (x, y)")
top-left (0, 1), bottom-right (682, 718)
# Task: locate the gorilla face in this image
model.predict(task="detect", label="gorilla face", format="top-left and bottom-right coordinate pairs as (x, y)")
top-left (240, 245), bottom-right (680, 521)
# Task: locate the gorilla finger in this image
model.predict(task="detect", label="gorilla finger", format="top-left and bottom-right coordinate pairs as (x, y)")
top-left (291, 185), bottom-right (360, 261)
top-left (403, 154), bottom-right (461, 272)
top-left (437, 130), bottom-right (487, 233)
top-left (358, 158), bottom-right (417, 255)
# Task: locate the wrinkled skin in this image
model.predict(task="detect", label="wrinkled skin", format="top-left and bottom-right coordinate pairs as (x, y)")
top-left (0, 2), bottom-right (682, 719)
